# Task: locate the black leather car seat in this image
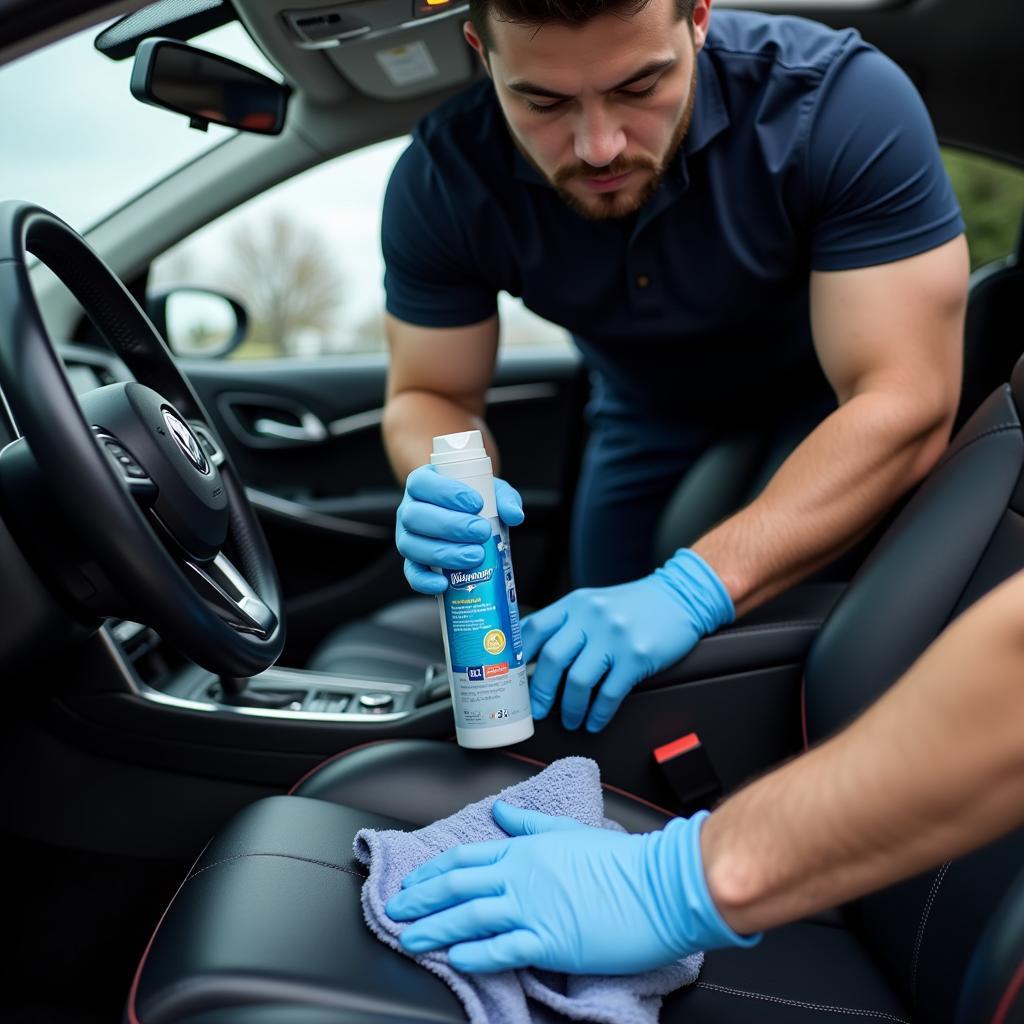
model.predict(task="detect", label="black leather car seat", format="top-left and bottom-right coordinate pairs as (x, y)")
top-left (128, 358), bottom-right (1024, 1023)
top-left (307, 227), bottom-right (1024, 682)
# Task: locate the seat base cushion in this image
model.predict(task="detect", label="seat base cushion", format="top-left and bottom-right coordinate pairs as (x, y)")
top-left (130, 780), bottom-right (909, 1024)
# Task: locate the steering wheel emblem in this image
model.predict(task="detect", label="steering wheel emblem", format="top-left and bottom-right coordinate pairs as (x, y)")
top-left (163, 409), bottom-right (210, 474)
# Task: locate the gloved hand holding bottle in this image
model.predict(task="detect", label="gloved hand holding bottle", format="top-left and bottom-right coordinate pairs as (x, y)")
top-left (386, 799), bottom-right (760, 974)
top-left (396, 463), bottom-right (525, 594)
top-left (522, 549), bottom-right (735, 732)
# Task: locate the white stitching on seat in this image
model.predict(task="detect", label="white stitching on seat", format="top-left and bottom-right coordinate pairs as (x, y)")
top-left (694, 982), bottom-right (910, 1022)
top-left (911, 860), bottom-right (951, 1005)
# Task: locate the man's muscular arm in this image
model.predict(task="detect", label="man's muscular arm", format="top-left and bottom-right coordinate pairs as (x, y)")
top-left (386, 311), bottom-right (525, 594)
top-left (693, 234), bottom-right (969, 616)
top-left (382, 311), bottom-right (501, 480)
top-left (702, 568), bottom-right (1024, 933)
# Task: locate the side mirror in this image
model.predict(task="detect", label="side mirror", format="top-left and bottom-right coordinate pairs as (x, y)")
top-left (130, 38), bottom-right (289, 135)
top-left (148, 287), bottom-right (248, 359)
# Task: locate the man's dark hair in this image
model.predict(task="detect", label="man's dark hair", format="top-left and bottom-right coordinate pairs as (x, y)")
top-left (468, 0), bottom-right (697, 53)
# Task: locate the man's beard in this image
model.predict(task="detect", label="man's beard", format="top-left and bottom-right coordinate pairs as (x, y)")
top-left (513, 61), bottom-right (699, 222)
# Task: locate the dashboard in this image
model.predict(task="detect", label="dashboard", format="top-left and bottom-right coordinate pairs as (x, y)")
top-left (0, 342), bottom-right (126, 440)
top-left (64, 361), bottom-right (109, 395)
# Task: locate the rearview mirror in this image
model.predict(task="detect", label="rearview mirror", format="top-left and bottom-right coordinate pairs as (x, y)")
top-left (130, 38), bottom-right (289, 135)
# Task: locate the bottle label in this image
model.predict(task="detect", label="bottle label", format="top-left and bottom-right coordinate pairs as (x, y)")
top-left (441, 523), bottom-right (531, 730)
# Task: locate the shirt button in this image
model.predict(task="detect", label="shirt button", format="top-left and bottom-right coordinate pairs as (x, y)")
top-left (636, 274), bottom-right (650, 289)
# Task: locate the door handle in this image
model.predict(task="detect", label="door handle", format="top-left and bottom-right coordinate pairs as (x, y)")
top-left (253, 415), bottom-right (328, 443)
top-left (217, 391), bottom-right (330, 448)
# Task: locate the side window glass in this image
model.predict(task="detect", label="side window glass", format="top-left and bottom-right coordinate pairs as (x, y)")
top-left (150, 138), bottom-right (570, 359)
top-left (941, 148), bottom-right (1024, 269)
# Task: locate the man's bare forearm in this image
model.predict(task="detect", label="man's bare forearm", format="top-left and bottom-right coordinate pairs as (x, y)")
top-left (382, 389), bottom-right (500, 482)
top-left (700, 570), bottom-right (1024, 934)
top-left (693, 390), bottom-right (952, 617)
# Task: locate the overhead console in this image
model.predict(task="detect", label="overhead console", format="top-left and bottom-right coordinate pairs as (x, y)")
top-left (280, 0), bottom-right (473, 99)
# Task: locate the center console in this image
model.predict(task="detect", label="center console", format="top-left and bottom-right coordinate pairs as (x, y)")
top-left (108, 618), bottom-right (452, 724)
top-left (40, 581), bottom-right (842, 831)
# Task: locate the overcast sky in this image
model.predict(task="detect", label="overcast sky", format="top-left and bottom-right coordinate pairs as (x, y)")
top-left (0, 19), bottom-right (566, 349)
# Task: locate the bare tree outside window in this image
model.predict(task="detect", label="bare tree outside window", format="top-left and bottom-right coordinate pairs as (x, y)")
top-left (223, 214), bottom-right (345, 357)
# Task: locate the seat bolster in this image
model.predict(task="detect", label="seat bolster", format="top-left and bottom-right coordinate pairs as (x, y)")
top-left (665, 922), bottom-right (910, 1022)
top-left (292, 738), bottom-right (673, 834)
top-left (127, 796), bottom-right (464, 1024)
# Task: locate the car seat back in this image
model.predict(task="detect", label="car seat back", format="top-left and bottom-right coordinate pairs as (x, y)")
top-left (654, 228), bottom-right (1024, 572)
top-left (803, 355), bottom-right (1024, 1020)
top-left (955, 214), bottom-right (1024, 435)
top-left (652, 388), bottom-right (836, 565)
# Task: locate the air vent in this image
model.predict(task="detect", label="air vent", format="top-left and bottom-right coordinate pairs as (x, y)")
top-left (282, 5), bottom-right (372, 48)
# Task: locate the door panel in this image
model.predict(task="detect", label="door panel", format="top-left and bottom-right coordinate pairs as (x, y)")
top-left (179, 348), bottom-right (584, 664)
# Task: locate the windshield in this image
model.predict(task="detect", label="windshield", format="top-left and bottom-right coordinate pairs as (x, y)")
top-left (0, 19), bottom-right (281, 231)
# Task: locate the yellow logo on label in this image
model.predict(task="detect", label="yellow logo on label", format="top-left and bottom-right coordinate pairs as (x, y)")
top-left (483, 629), bottom-right (506, 655)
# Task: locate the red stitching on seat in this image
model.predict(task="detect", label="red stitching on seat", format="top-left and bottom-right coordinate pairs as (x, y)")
top-left (287, 738), bottom-right (399, 795)
top-left (992, 960), bottom-right (1024, 1024)
top-left (292, 740), bottom-right (676, 819)
top-left (499, 748), bottom-right (676, 819)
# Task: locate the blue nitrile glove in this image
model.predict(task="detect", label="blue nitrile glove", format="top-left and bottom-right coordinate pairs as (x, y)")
top-left (386, 800), bottom-right (761, 975)
top-left (522, 549), bottom-right (734, 732)
top-left (396, 464), bottom-right (524, 594)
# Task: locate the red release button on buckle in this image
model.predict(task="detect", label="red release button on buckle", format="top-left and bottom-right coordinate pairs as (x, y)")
top-left (653, 732), bottom-right (701, 763)
top-left (652, 732), bottom-right (720, 812)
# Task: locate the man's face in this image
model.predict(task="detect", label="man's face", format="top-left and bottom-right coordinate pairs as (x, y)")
top-left (465, 0), bottom-right (710, 219)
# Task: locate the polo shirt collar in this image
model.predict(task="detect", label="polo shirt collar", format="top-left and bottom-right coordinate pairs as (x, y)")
top-left (683, 47), bottom-right (729, 158)
top-left (512, 46), bottom-right (730, 187)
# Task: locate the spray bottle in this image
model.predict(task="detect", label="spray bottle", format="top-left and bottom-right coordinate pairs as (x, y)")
top-left (432, 430), bottom-right (534, 748)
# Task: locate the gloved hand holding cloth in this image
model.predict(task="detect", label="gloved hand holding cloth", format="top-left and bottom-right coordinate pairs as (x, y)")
top-left (356, 756), bottom-right (756, 1024)
top-left (523, 548), bottom-right (735, 731)
top-left (396, 463), bottom-right (524, 594)
top-left (388, 799), bottom-right (760, 977)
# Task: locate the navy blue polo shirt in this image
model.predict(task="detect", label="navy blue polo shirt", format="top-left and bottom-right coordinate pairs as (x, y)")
top-left (381, 11), bottom-right (963, 422)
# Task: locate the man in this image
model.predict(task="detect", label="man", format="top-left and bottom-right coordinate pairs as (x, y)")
top-left (388, 0), bottom-right (968, 731)
top-left (385, 566), bottom-right (1024, 975)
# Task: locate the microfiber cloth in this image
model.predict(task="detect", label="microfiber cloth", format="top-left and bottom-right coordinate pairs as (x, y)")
top-left (353, 756), bottom-right (702, 1024)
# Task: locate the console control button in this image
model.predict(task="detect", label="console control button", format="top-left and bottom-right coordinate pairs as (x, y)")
top-left (358, 692), bottom-right (394, 712)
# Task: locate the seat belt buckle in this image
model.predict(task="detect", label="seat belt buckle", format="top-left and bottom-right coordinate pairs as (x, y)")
top-left (653, 732), bottom-right (721, 814)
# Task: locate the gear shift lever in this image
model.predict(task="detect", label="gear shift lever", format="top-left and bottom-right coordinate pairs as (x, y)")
top-left (217, 675), bottom-right (305, 709)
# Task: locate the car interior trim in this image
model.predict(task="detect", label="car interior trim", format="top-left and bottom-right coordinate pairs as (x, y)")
top-left (245, 487), bottom-right (392, 539)
top-left (134, 682), bottom-right (416, 724)
top-left (323, 383), bottom-right (560, 440)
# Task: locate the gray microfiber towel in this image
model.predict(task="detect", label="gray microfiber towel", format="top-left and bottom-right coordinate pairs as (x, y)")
top-left (353, 756), bottom-right (702, 1024)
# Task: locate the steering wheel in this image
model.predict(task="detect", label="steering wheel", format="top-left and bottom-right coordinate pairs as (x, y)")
top-left (0, 201), bottom-right (284, 677)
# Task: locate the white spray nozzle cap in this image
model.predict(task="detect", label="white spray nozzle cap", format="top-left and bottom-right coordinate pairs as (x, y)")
top-left (431, 430), bottom-right (487, 466)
